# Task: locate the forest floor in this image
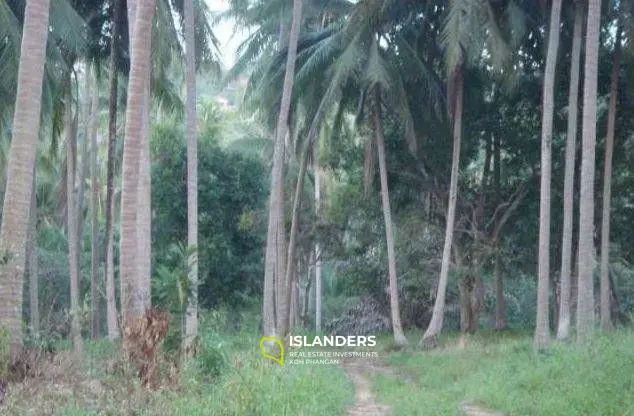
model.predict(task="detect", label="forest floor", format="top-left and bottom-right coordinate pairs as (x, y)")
top-left (1, 328), bottom-right (633, 415)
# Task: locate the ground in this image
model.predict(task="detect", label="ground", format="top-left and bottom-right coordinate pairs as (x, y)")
top-left (1, 329), bottom-right (633, 415)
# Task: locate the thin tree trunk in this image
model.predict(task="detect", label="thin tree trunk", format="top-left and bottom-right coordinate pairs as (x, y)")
top-left (90, 70), bottom-right (101, 339)
top-left (67, 95), bottom-right (84, 354)
top-left (535, 0), bottom-right (563, 350)
top-left (105, 0), bottom-right (121, 340)
top-left (263, 0), bottom-right (304, 338)
top-left (373, 85), bottom-right (407, 347)
top-left (600, 22), bottom-right (620, 332)
top-left (280, 141), bottom-right (310, 336)
top-left (27, 171), bottom-right (39, 337)
top-left (577, 0), bottom-right (602, 344)
top-left (120, 0), bottom-right (155, 326)
top-left (106, 190), bottom-right (118, 338)
top-left (314, 155), bottom-right (322, 334)
top-left (557, 1), bottom-right (583, 341)
top-left (183, 0), bottom-right (199, 353)
top-left (77, 68), bottom-right (92, 303)
top-left (421, 68), bottom-right (463, 348)
top-left (493, 134), bottom-right (506, 329)
top-left (0, 0), bottom-right (51, 357)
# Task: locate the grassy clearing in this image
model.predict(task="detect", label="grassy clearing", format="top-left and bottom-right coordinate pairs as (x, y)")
top-left (374, 329), bottom-right (634, 416)
top-left (1, 329), bottom-right (353, 415)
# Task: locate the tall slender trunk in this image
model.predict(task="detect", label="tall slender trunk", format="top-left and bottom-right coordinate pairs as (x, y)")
top-left (120, 0), bottom-right (155, 326)
top-left (105, 191), bottom-right (118, 337)
top-left (263, 0), bottom-right (304, 338)
top-left (600, 22), bottom-right (621, 332)
top-left (183, 0), bottom-right (199, 352)
top-left (280, 142), bottom-right (310, 336)
top-left (535, 0), bottom-right (563, 350)
top-left (421, 68), bottom-right (463, 348)
top-left (105, 0), bottom-right (121, 340)
top-left (67, 93), bottom-right (84, 354)
top-left (557, 2), bottom-right (583, 341)
top-left (493, 134), bottom-right (506, 329)
top-left (127, 0), bottom-right (152, 318)
top-left (77, 68), bottom-right (92, 303)
top-left (27, 171), bottom-right (39, 337)
top-left (373, 85), bottom-right (407, 347)
top-left (0, 0), bottom-right (51, 357)
top-left (577, 0), bottom-right (602, 344)
top-left (314, 153), bottom-right (322, 333)
top-left (89, 70), bottom-right (101, 339)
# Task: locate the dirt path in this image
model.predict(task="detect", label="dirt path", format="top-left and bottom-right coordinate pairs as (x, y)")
top-left (340, 359), bottom-right (393, 416)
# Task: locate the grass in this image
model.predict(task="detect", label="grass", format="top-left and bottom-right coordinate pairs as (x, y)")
top-left (374, 329), bottom-right (634, 416)
top-left (1, 329), bottom-right (354, 415)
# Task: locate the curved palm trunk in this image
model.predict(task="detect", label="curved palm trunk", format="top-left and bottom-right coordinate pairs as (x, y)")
top-left (577, 0), bottom-right (602, 345)
top-left (600, 23), bottom-right (621, 332)
top-left (183, 0), bottom-right (199, 353)
top-left (120, 0), bottom-right (156, 326)
top-left (421, 68), bottom-right (463, 349)
top-left (262, 0), bottom-right (303, 338)
top-left (104, 0), bottom-right (121, 340)
top-left (373, 85), bottom-right (407, 347)
top-left (557, 2), bottom-right (583, 341)
top-left (0, 0), bottom-right (51, 358)
top-left (89, 71), bottom-right (101, 339)
top-left (535, 0), bottom-right (563, 350)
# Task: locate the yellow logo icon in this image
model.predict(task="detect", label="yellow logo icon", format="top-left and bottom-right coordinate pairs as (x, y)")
top-left (260, 336), bottom-right (285, 366)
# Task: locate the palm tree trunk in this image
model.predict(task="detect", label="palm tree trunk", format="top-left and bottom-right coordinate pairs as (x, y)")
top-left (127, 0), bottom-right (152, 318)
top-left (76, 69), bottom-right (92, 304)
top-left (106, 190), bottom-right (118, 338)
top-left (0, 0), bottom-right (51, 357)
top-left (373, 85), bottom-right (407, 347)
top-left (421, 68), bottom-right (463, 349)
top-left (183, 0), bottom-right (199, 353)
top-left (27, 171), bottom-right (39, 337)
top-left (557, 1), bottom-right (583, 341)
top-left (105, 0), bottom-right (121, 340)
top-left (577, 0), bottom-right (602, 344)
top-left (493, 134), bottom-right (506, 330)
top-left (600, 22), bottom-right (620, 332)
top-left (89, 70), bottom-right (101, 339)
top-left (280, 139), bottom-right (310, 337)
top-left (120, 0), bottom-right (156, 326)
top-left (535, 0), bottom-right (563, 350)
top-left (263, 0), bottom-right (304, 338)
top-left (314, 153), bottom-right (322, 333)
top-left (66, 94), bottom-right (84, 354)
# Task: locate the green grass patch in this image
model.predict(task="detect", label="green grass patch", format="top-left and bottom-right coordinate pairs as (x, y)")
top-left (374, 329), bottom-right (634, 416)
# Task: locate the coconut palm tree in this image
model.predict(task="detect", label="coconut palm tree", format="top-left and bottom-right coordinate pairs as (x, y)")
top-left (557, 1), bottom-right (583, 341)
top-left (600, 19), bottom-right (621, 332)
top-left (183, 0), bottom-right (199, 353)
top-left (577, 0), bottom-right (602, 344)
top-left (0, 0), bottom-right (52, 357)
top-left (119, 0), bottom-right (156, 325)
top-left (534, 0), bottom-right (564, 351)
